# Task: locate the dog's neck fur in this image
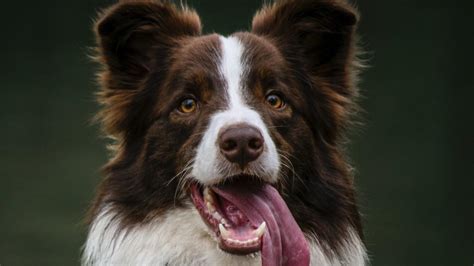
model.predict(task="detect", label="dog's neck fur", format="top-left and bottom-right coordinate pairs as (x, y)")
top-left (83, 205), bottom-right (366, 266)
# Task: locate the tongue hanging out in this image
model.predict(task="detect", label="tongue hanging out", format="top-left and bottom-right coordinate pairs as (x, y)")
top-left (190, 181), bottom-right (310, 266)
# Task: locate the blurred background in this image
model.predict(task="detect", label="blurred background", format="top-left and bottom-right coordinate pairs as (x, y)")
top-left (0, 0), bottom-right (472, 265)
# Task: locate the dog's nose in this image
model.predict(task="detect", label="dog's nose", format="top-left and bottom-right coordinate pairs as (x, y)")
top-left (218, 124), bottom-right (264, 168)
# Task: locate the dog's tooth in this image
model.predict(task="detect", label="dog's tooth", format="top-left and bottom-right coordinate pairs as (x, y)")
top-left (206, 202), bottom-right (216, 212)
top-left (203, 187), bottom-right (214, 204)
top-left (219, 223), bottom-right (231, 239)
top-left (212, 212), bottom-right (223, 221)
top-left (220, 219), bottom-right (230, 227)
top-left (254, 222), bottom-right (266, 238)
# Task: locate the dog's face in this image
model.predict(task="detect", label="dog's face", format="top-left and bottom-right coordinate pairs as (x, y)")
top-left (91, 0), bottom-right (362, 263)
top-left (147, 34), bottom-right (285, 186)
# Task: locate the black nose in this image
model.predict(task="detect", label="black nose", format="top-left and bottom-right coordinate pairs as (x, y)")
top-left (218, 124), bottom-right (264, 168)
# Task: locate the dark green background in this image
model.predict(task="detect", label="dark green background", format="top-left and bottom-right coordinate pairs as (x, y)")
top-left (1, 0), bottom-right (472, 265)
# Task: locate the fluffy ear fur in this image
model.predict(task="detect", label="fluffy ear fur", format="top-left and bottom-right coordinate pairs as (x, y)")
top-left (94, 0), bottom-right (201, 140)
top-left (252, 0), bottom-right (360, 143)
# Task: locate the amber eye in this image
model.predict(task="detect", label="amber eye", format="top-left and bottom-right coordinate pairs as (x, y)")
top-left (178, 98), bottom-right (197, 113)
top-left (266, 94), bottom-right (285, 109)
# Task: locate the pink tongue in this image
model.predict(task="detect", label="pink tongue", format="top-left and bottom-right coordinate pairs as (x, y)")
top-left (213, 183), bottom-right (310, 266)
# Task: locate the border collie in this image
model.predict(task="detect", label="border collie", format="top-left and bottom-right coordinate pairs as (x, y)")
top-left (83, 0), bottom-right (366, 265)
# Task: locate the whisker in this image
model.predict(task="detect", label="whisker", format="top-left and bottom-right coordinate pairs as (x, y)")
top-left (164, 158), bottom-right (195, 207)
top-left (174, 177), bottom-right (191, 206)
top-left (166, 159), bottom-right (195, 187)
top-left (277, 150), bottom-right (305, 190)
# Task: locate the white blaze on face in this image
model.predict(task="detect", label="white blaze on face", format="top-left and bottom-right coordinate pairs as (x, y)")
top-left (191, 36), bottom-right (280, 185)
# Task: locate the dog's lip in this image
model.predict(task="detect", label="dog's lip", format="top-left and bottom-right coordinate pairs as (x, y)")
top-left (190, 183), bottom-right (265, 254)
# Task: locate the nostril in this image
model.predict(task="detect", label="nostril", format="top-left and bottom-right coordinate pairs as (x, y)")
top-left (222, 139), bottom-right (237, 151)
top-left (248, 138), bottom-right (263, 150)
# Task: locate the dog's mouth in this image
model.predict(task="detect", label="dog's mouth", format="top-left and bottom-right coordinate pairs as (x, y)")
top-left (190, 179), bottom-right (265, 254)
top-left (190, 176), bottom-right (310, 265)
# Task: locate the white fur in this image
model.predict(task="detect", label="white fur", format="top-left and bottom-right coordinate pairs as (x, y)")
top-left (83, 205), bottom-right (367, 266)
top-left (191, 36), bottom-right (280, 186)
top-left (83, 35), bottom-right (367, 266)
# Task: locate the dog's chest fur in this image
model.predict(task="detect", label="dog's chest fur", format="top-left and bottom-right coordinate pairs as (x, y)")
top-left (83, 205), bottom-right (366, 266)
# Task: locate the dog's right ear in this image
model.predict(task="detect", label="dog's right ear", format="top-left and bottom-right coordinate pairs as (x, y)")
top-left (94, 0), bottom-right (201, 138)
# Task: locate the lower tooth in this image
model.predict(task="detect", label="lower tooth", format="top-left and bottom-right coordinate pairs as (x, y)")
top-left (254, 222), bottom-right (267, 237)
top-left (219, 223), bottom-right (231, 239)
top-left (226, 238), bottom-right (259, 246)
top-left (220, 219), bottom-right (230, 227)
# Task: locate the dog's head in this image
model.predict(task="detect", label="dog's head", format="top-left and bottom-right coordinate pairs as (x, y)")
top-left (91, 0), bottom-right (362, 263)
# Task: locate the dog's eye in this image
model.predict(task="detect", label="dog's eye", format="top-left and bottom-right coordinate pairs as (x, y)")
top-left (178, 98), bottom-right (197, 113)
top-left (266, 94), bottom-right (285, 109)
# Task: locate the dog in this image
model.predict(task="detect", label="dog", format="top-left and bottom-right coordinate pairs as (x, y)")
top-left (82, 0), bottom-right (367, 265)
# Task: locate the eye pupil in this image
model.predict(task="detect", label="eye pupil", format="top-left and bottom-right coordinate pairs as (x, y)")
top-left (268, 96), bottom-right (278, 105)
top-left (266, 94), bottom-right (284, 109)
top-left (179, 98), bottom-right (197, 113)
top-left (183, 99), bottom-right (194, 108)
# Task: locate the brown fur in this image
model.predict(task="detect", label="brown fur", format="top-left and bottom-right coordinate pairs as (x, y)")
top-left (88, 0), bottom-right (364, 260)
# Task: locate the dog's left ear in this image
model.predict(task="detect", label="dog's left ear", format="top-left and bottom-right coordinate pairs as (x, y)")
top-left (252, 0), bottom-right (360, 141)
top-left (252, 0), bottom-right (359, 92)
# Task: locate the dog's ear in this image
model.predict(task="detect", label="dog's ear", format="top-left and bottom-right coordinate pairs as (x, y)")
top-left (94, 0), bottom-right (201, 139)
top-left (252, 0), bottom-right (358, 82)
top-left (252, 0), bottom-right (360, 141)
